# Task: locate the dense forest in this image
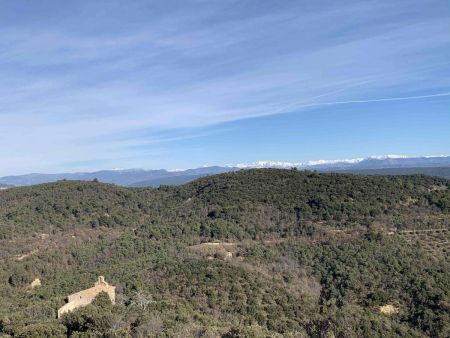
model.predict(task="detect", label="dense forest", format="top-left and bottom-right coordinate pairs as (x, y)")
top-left (337, 167), bottom-right (450, 179)
top-left (0, 169), bottom-right (449, 337)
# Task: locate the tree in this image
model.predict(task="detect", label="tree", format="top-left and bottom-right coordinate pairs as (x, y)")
top-left (16, 322), bottom-right (67, 338)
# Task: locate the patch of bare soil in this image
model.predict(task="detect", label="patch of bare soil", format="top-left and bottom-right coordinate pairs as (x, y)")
top-left (429, 185), bottom-right (448, 192)
top-left (29, 278), bottom-right (41, 289)
top-left (263, 239), bottom-right (286, 245)
top-left (379, 304), bottom-right (399, 315)
top-left (15, 249), bottom-right (39, 261)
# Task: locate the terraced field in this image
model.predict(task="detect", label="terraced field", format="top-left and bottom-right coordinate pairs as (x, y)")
top-left (398, 228), bottom-right (449, 258)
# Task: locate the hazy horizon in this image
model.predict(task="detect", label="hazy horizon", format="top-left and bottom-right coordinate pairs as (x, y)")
top-left (1, 153), bottom-right (450, 177)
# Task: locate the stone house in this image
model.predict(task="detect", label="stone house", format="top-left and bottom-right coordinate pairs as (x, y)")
top-left (58, 276), bottom-right (115, 318)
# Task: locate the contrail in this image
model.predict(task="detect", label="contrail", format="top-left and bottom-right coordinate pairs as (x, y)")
top-left (294, 91), bottom-right (450, 110)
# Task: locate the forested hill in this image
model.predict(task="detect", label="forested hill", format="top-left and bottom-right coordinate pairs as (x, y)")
top-left (0, 169), bottom-right (449, 337)
top-left (336, 166), bottom-right (450, 179)
top-left (1, 169), bottom-right (448, 238)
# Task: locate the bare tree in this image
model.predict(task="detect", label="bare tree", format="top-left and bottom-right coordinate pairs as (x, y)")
top-left (132, 291), bottom-right (151, 310)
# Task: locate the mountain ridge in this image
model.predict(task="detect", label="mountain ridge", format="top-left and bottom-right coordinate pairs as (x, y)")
top-left (1, 155), bottom-right (449, 187)
top-left (234, 155), bottom-right (450, 169)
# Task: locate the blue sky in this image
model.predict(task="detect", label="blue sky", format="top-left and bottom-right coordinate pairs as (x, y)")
top-left (1, 0), bottom-right (449, 175)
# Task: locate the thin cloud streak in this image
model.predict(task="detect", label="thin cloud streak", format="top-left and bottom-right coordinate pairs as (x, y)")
top-left (277, 91), bottom-right (450, 114)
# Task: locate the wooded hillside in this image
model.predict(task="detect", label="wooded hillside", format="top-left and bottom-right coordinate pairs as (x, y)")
top-left (0, 169), bottom-right (449, 337)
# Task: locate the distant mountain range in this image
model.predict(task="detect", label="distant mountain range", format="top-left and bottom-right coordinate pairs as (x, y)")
top-left (0, 166), bottom-right (238, 188)
top-left (1, 155), bottom-right (449, 187)
top-left (234, 155), bottom-right (450, 170)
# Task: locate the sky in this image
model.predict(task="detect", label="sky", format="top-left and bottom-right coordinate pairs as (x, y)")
top-left (1, 0), bottom-right (449, 175)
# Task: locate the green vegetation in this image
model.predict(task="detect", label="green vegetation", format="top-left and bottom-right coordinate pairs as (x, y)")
top-left (337, 166), bottom-right (450, 179)
top-left (0, 169), bottom-right (449, 337)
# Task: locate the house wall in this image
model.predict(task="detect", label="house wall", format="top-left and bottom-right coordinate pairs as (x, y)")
top-left (57, 276), bottom-right (115, 318)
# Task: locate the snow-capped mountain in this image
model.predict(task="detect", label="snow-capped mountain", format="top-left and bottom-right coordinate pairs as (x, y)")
top-left (0, 155), bottom-right (449, 187)
top-left (234, 155), bottom-right (450, 170)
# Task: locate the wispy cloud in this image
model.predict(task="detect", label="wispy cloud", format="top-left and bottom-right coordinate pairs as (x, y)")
top-left (0, 0), bottom-right (449, 174)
